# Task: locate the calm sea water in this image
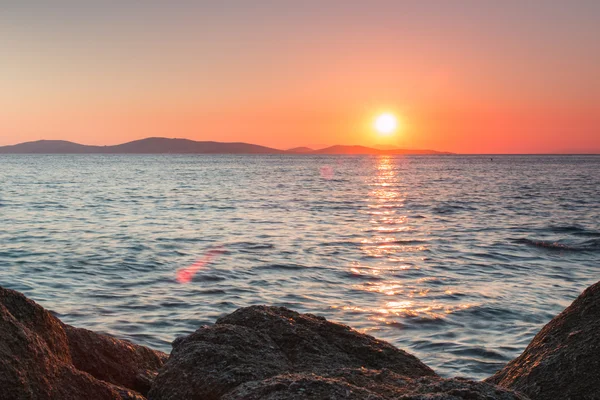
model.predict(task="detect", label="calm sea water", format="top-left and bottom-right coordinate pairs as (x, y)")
top-left (1, 154), bottom-right (599, 379)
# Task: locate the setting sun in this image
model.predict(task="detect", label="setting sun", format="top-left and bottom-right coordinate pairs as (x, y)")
top-left (374, 113), bottom-right (398, 135)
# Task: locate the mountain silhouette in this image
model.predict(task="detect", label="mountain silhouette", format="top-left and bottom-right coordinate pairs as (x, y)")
top-left (0, 138), bottom-right (283, 154)
top-left (0, 138), bottom-right (450, 155)
top-left (0, 140), bottom-right (97, 154)
top-left (312, 145), bottom-right (450, 155)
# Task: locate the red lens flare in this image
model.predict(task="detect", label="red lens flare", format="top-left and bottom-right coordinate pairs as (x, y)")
top-left (176, 246), bottom-right (225, 283)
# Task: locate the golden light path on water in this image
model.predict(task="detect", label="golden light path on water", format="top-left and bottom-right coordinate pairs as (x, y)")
top-left (337, 156), bottom-right (475, 330)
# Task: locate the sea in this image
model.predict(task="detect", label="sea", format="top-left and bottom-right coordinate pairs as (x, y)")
top-left (1, 154), bottom-right (599, 379)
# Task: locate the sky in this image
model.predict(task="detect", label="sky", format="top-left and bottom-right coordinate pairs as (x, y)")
top-left (1, 1), bottom-right (599, 153)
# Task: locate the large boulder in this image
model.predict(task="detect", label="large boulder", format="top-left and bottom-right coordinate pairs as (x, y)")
top-left (216, 306), bottom-right (434, 377)
top-left (149, 306), bottom-right (435, 399)
top-left (222, 372), bottom-right (384, 400)
top-left (224, 369), bottom-right (529, 400)
top-left (148, 323), bottom-right (293, 399)
top-left (0, 286), bottom-right (166, 399)
top-left (65, 324), bottom-right (168, 395)
top-left (0, 284), bottom-right (71, 363)
top-left (487, 281), bottom-right (600, 399)
top-left (150, 306), bottom-right (526, 400)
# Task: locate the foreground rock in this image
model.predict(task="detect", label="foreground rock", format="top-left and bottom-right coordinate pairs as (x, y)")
top-left (149, 305), bottom-right (526, 400)
top-left (0, 286), bottom-right (167, 399)
top-left (487, 281), bottom-right (600, 399)
top-left (65, 324), bottom-right (168, 395)
top-left (15, 279), bottom-right (600, 399)
top-left (224, 369), bottom-right (529, 400)
top-left (217, 306), bottom-right (433, 376)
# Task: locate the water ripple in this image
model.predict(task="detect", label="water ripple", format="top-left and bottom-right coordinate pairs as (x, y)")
top-left (0, 154), bottom-right (599, 379)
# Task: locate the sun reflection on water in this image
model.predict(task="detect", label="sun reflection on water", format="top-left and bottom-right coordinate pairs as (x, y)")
top-left (344, 156), bottom-right (474, 324)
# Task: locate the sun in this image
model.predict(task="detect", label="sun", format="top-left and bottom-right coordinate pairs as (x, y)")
top-left (374, 113), bottom-right (398, 135)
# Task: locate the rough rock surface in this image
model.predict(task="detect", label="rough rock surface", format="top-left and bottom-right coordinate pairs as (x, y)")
top-left (224, 369), bottom-right (528, 400)
top-left (149, 306), bottom-right (526, 400)
top-left (65, 324), bottom-right (168, 395)
top-left (0, 286), bottom-right (165, 399)
top-left (149, 323), bottom-right (292, 400)
top-left (487, 281), bottom-right (600, 400)
top-left (217, 306), bottom-right (434, 377)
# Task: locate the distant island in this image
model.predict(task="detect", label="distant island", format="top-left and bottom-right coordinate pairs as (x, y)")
top-left (0, 138), bottom-right (451, 155)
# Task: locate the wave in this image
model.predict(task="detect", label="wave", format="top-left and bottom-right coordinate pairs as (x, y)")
top-left (545, 225), bottom-right (600, 237)
top-left (388, 239), bottom-right (428, 245)
top-left (254, 263), bottom-right (306, 271)
top-left (432, 204), bottom-right (475, 215)
top-left (514, 238), bottom-right (600, 252)
top-left (228, 242), bottom-right (275, 250)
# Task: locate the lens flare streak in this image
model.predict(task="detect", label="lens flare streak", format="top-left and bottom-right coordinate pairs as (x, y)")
top-left (176, 247), bottom-right (225, 283)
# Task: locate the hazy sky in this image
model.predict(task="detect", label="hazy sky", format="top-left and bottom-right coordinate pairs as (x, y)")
top-left (2, 1), bottom-right (599, 153)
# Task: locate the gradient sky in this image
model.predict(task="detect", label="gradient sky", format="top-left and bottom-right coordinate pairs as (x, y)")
top-left (2, 1), bottom-right (599, 153)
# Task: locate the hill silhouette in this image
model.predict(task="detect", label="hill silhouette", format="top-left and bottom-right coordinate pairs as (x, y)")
top-left (312, 145), bottom-right (450, 155)
top-left (0, 140), bottom-right (98, 154)
top-left (0, 138), bottom-right (283, 154)
top-left (0, 138), bottom-right (450, 155)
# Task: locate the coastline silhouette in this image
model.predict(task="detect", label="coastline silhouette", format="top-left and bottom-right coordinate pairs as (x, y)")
top-left (0, 138), bottom-right (451, 155)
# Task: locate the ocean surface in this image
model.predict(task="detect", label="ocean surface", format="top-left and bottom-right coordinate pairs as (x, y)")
top-left (1, 154), bottom-right (599, 379)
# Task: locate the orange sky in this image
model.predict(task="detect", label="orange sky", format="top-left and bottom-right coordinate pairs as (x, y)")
top-left (1, 2), bottom-right (599, 153)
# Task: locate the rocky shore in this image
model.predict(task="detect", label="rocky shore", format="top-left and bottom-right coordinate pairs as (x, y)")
top-left (1, 281), bottom-right (599, 399)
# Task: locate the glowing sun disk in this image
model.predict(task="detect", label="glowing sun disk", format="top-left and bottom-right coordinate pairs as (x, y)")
top-left (374, 113), bottom-right (398, 135)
